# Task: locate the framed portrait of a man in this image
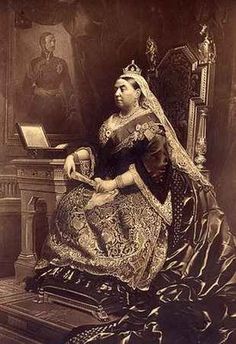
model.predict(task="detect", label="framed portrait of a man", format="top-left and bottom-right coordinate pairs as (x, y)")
top-left (5, 8), bottom-right (84, 147)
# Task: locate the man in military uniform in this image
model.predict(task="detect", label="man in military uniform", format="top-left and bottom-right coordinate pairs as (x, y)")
top-left (23, 32), bottom-right (75, 134)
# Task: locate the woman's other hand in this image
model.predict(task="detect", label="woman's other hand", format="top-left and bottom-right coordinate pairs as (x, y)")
top-left (64, 154), bottom-right (76, 178)
top-left (94, 178), bottom-right (117, 193)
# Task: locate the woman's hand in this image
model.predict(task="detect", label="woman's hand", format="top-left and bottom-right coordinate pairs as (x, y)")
top-left (94, 178), bottom-right (117, 193)
top-left (64, 155), bottom-right (76, 178)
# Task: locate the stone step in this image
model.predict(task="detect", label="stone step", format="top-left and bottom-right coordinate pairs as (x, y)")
top-left (0, 278), bottom-right (119, 343)
top-left (0, 294), bottom-right (118, 344)
top-left (0, 324), bottom-right (42, 344)
top-left (0, 295), bottom-right (91, 343)
top-left (0, 297), bottom-right (67, 343)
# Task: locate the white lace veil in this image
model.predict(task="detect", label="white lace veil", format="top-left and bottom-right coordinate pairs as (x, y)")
top-left (120, 72), bottom-right (212, 188)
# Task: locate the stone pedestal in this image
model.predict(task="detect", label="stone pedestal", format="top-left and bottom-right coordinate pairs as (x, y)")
top-left (12, 159), bottom-right (72, 282)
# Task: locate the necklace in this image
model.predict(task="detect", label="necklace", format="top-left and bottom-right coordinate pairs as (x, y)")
top-left (118, 106), bottom-right (141, 120)
top-left (107, 107), bottom-right (150, 135)
top-left (114, 107), bottom-right (147, 130)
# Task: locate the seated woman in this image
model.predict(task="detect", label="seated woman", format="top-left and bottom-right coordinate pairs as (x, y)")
top-left (28, 62), bottom-right (236, 344)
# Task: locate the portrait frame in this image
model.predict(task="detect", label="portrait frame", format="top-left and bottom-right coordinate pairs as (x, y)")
top-left (4, 8), bottom-right (80, 149)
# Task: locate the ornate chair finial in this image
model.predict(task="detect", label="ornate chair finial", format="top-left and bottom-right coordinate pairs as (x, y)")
top-left (145, 37), bottom-right (158, 72)
top-left (198, 24), bottom-right (216, 64)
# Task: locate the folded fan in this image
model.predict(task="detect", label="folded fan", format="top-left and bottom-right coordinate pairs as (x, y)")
top-left (70, 171), bottom-right (96, 188)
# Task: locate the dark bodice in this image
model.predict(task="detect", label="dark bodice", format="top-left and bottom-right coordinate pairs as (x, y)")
top-left (30, 55), bottom-right (69, 90)
top-left (96, 112), bottom-right (172, 203)
top-left (23, 53), bottom-right (73, 99)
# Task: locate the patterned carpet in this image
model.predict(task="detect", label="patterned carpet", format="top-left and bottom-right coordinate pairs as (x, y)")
top-left (0, 326), bottom-right (41, 344)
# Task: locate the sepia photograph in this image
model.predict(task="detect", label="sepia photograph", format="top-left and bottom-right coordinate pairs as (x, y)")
top-left (0, 0), bottom-right (235, 343)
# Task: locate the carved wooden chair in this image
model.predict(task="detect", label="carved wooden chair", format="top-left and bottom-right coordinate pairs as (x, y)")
top-left (146, 33), bottom-right (216, 176)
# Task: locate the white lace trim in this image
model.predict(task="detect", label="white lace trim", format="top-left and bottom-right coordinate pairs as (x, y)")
top-left (129, 164), bottom-right (173, 225)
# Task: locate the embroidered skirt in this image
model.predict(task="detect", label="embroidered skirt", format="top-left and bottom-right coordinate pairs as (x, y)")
top-left (36, 184), bottom-right (168, 290)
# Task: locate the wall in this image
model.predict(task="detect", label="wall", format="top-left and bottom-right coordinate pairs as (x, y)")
top-left (213, 1), bottom-right (236, 231)
top-left (0, 2), bottom-right (21, 276)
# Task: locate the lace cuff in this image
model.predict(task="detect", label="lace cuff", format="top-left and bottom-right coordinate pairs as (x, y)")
top-left (73, 147), bottom-right (95, 178)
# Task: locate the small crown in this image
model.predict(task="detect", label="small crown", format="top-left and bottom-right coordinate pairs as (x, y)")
top-left (122, 60), bottom-right (142, 75)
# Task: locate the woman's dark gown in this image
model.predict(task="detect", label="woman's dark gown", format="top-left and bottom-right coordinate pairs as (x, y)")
top-left (28, 111), bottom-right (236, 344)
